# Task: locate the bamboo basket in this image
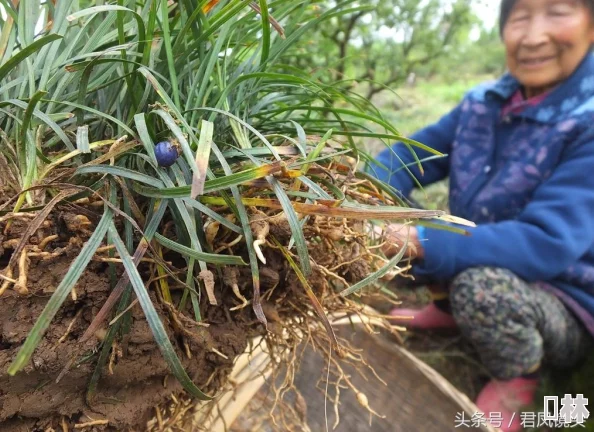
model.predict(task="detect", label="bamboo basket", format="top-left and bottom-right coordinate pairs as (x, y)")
top-left (192, 309), bottom-right (497, 432)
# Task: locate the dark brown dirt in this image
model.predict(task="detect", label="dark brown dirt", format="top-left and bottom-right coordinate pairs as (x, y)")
top-left (0, 155), bottom-right (19, 207)
top-left (0, 216), bottom-right (249, 431)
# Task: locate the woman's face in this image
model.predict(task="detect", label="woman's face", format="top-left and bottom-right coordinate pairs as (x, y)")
top-left (503, 0), bottom-right (594, 97)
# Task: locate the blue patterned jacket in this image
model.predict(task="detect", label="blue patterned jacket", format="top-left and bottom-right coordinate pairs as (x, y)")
top-left (369, 53), bottom-right (594, 333)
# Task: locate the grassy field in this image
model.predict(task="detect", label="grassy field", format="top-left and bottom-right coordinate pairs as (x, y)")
top-left (378, 76), bottom-right (490, 136)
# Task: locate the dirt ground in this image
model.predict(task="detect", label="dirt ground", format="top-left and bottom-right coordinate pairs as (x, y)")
top-left (0, 217), bottom-right (248, 431)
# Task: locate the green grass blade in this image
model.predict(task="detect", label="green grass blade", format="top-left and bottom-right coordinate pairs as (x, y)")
top-left (206, 140), bottom-right (268, 325)
top-left (339, 237), bottom-right (409, 298)
top-left (0, 0), bottom-right (17, 20)
top-left (17, 0), bottom-right (37, 48)
top-left (138, 67), bottom-right (180, 115)
top-left (77, 199), bottom-right (170, 347)
top-left (186, 19), bottom-right (232, 114)
top-left (182, 198), bottom-right (242, 234)
top-left (86, 277), bottom-right (133, 402)
top-left (76, 165), bottom-right (164, 188)
top-left (133, 113), bottom-right (158, 166)
top-left (66, 5), bottom-right (146, 66)
top-left (154, 233), bottom-right (246, 266)
top-left (133, 184), bottom-right (190, 198)
top-left (133, 160), bottom-right (284, 197)
top-left (268, 177), bottom-right (311, 275)
top-left (173, 0), bottom-right (206, 50)
top-left (46, 99), bottom-right (136, 138)
top-left (18, 90), bottom-right (46, 175)
top-left (298, 128), bottom-right (333, 178)
top-left (116, 0), bottom-right (137, 114)
top-left (74, 60), bottom-right (98, 127)
top-left (175, 0), bottom-right (250, 67)
top-left (108, 223), bottom-right (212, 400)
top-left (8, 206), bottom-right (112, 375)
top-left (0, 10), bottom-right (15, 67)
top-left (290, 120), bottom-right (307, 157)
top-left (37, 0), bottom-right (74, 89)
top-left (185, 107), bottom-right (281, 160)
top-left (0, 34), bottom-right (62, 83)
top-left (258, 0), bottom-right (270, 65)
top-left (3, 99), bottom-right (74, 150)
top-left (160, 0), bottom-right (181, 107)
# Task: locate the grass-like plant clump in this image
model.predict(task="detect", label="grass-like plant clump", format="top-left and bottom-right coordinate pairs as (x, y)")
top-left (0, 0), bottom-right (445, 429)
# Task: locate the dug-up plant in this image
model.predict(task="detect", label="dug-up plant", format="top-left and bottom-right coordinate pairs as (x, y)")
top-left (0, 0), bottom-right (447, 430)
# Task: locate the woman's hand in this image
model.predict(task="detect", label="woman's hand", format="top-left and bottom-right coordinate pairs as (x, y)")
top-left (376, 223), bottom-right (424, 259)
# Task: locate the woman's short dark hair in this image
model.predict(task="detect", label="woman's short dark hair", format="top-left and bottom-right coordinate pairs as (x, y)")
top-left (500, 0), bottom-right (594, 35)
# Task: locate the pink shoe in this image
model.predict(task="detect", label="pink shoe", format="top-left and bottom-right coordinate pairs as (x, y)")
top-left (389, 302), bottom-right (457, 329)
top-left (476, 377), bottom-right (539, 432)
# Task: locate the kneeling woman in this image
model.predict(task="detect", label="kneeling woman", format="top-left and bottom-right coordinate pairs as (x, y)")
top-left (369, 0), bottom-right (594, 430)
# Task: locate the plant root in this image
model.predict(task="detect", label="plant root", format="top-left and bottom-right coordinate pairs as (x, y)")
top-left (223, 267), bottom-right (249, 310)
top-left (0, 267), bottom-right (15, 295)
top-left (14, 249), bottom-right (29, 295)
top-left (73, 418), bottom-right (109, 429)
top-left (55, 309), bottom-right (83, 347)
top-left (250, 209), bottom-right (270, 265)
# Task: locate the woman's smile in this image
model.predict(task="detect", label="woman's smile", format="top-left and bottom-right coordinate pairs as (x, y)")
top-left (518, 54), bottom-right (557, 69)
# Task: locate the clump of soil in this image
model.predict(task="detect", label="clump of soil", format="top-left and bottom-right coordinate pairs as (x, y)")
top-left (0, 206), bottom-right (390, 431)
top-left (0, 215), bottom-right (248, 431)
top-left (0, 153), bottom-right (429, 431)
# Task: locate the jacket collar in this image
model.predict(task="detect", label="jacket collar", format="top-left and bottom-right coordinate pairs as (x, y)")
top-left (485, 53), bottom-right (594, 123)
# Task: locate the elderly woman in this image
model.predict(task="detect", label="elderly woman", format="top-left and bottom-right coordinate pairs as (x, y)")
top-left (368, 0), bottom-right (594, 430)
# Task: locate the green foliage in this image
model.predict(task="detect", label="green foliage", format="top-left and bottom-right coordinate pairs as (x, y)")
top-left (286, 0), bottom-right (479, 99)
top-left (282, 0), bottom-right (506, 104)
top-left (0, 0), bottom-right (441, 396)
top-left (430, 26), bottom-right (506, 81)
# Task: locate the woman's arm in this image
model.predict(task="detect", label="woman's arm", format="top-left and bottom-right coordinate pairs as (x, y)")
top-left (366, 102), bottom-right (462, 198)
top-left (412, 128), bottom-right (594, 282)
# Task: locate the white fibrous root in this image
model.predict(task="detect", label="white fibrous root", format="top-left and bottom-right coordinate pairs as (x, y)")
top-left (250, 210), bottom-right (270, 265)
top-left (223, 267), bottom-right (248, 310)
top-left (356, 391), bottom-right (385, 425)
top-left (0, 267), bottom-right (14, 296)
top-left (253, 239), bottom-right (266, 264)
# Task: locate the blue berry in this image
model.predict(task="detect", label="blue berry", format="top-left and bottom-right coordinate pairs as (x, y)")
top-left (154, 141), bottom-right (179, 167)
